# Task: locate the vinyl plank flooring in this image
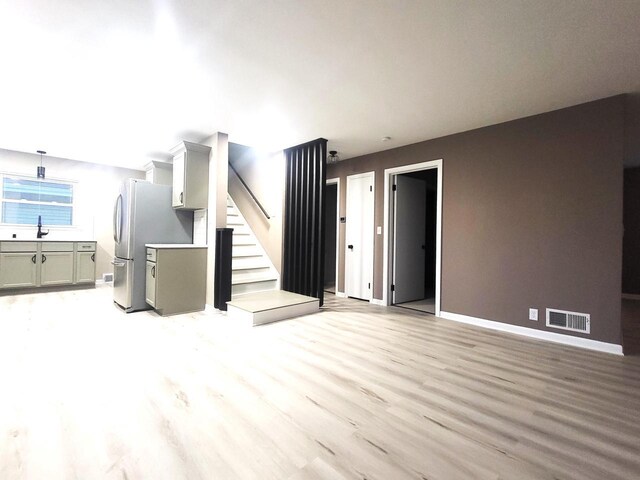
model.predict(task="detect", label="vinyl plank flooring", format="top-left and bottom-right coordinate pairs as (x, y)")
top-left (0, 287), bottom-right (639, 479)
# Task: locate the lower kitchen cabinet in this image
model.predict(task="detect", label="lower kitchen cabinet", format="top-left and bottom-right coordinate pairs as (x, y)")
top-left (76, 251), bottom-right (96, 284)
top-left (145, 260), bottom-right (156, 307)
top-left (40, 252), bottom-right (75, 286)
top-left (0, 252), bottom-right (38, 288)
top-left (145, 245), bottom-right (206, 315)
top-left (0, 240), bottom-right (97, 291)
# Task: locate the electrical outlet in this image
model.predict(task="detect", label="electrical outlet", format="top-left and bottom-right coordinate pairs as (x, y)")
top-left (529, 308), bottom-right (538, 321)
top-left (377, 226), bottom-right (382, 235)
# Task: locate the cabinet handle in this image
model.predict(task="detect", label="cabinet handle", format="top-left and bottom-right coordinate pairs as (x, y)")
top-left (31, 254), bottom-right (36, 264)
top-left (41, 254), bottom-right (46, 263)
top-left (91, 253), bottom-right (95, 262)
top-left (179, 192), bottom-right (183, 204)
top-left (151, 265), bottom-right (156, 278)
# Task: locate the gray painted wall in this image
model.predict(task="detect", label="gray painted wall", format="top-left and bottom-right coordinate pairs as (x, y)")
top-left (328, 96), bottom-right (625, 345)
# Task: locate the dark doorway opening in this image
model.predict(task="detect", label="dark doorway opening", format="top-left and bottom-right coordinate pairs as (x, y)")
top-left (324, 182), bottom-right (338, 293)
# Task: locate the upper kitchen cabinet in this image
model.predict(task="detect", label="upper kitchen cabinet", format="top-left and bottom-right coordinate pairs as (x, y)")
top-left (170, 141), bottom-right (211, 210)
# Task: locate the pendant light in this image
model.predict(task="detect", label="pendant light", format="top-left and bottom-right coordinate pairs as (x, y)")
top-left (36, 150), bottom-right (46, 179)
top-left (327, 150), bottom-right (340, 164)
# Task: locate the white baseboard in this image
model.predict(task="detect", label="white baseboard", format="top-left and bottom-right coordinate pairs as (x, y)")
top-left (440, 310), bottom-right (623, 356)
top-left (370, 298), bottom-right (385, 306)
top-left (95, 279), bottom-right (105, 285)
top-left (335, 291), bottom-right (347, 298)
top-left (622, 293), bottom-right (640, 301)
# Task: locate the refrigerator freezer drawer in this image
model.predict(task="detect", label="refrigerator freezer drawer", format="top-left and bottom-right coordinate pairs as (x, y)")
top-left (112, 257), bottom-right (133, 309)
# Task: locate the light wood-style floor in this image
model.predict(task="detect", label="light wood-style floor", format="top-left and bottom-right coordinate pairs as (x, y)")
top-left (1, 287), bottom-right (639, 480)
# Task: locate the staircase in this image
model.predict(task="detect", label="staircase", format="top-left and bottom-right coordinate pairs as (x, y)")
top-left (227, 196), bottom-right (279, 297)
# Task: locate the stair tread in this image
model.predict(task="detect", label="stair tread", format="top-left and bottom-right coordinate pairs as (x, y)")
top-left (232, 264), bottom-right (271, 270)
top-left (232, 278), bottom-right (278, 286)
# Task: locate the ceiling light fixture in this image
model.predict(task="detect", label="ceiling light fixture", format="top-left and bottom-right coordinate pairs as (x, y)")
top-left (327, 150), bottom-right (340, 164)
top-left (36, 150), bottom-right (46, 179)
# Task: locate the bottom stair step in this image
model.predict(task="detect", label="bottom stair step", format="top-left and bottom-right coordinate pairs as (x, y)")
top-left (227, 290), bottom-right (319, 326)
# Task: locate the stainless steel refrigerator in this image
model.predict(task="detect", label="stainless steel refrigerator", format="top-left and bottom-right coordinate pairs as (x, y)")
top-left (112, 179), bottom-right (193, 312)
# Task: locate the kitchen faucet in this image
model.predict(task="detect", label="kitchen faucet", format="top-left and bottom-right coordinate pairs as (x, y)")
top-left (37, 215), bottom-right (49, 239)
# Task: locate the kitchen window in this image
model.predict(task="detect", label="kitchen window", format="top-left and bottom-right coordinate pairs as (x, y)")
top-left (1, 175), bottom-right (74, 226)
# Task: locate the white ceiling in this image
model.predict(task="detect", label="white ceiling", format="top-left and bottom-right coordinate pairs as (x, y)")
top-left (1, 0), bottom-right (640, 170)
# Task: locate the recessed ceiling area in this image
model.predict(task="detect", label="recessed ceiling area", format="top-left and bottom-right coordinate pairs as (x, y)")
top-left (1, 0), bottom-right (639, 169)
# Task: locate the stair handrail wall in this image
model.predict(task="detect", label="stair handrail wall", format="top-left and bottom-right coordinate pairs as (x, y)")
top-left (228, 161), bottom-right (270, 219)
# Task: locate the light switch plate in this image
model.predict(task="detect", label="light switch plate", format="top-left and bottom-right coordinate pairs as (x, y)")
top-left (529, 308), bottom-right (538, 321)
top-left (377, 226), bottom-right (382, 235)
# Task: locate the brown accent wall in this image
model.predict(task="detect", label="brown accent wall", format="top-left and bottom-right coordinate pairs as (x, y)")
top-left (623, 167), bottom-right (640, 294)
top-left (328, 96), bottom-right (625, 345)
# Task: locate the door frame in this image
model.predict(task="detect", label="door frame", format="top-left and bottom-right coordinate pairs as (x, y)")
top-left (326, 177), bottom-right (341, 295)
top-left (345, 171), bottom-right (375, 301)
top-left (383, 160), bottom-right (442, 315)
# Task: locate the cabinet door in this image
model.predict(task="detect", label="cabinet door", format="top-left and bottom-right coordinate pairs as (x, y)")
top-left (172, 152), bottom-right (185, 208)
top-left (0, 252), bottom-right (38, 288)
top-left (40, 252), bottom-right (74, 286)
top-left (145, 261), bottom-right (156, 307)
top-left (75, 252), bottom-right (96, 284)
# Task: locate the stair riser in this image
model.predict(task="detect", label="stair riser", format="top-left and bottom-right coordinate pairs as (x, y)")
top-left (232, 269), bottom-right (273, 283)
top-left (232, 245), bottom-right (262, 257)
top-left (232, 257), bottom-right (270, 270)
top-left (232, 279), bottom-right (278, 296)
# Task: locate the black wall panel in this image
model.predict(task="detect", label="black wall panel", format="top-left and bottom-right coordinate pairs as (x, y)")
top-left (283, 138), bottom-right (327, 306)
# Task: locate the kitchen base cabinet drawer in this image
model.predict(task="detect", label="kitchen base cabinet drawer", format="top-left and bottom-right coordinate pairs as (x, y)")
top-left (42, 242), bottom-right (74, 252)
top-left (1, 242), bottom-right (38, 252)
top-left (77, 242), bottom-right (96, 252)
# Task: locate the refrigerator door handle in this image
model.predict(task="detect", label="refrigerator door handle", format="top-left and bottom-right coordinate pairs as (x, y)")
top-left (115, 194), bottom-right (124, 243)
top-left (111, 259), bottom-right (126, 267)
top-left (113, 194), bottom-right (120, 243)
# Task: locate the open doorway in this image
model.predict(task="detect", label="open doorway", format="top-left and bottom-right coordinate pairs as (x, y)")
top-left (324, 179), bottom-right (339, 294)
top-left (383, 160), bottom-right (442, 315)
top-left (392, 169), bottom-right (437, 313)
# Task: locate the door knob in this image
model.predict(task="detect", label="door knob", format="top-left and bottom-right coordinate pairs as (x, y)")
top-left (348, 245), bottom-right (354, 250)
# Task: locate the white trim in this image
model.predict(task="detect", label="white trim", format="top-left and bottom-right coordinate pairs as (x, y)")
top-left (383, 159), bottom-right (442, 316)
top-left (345, 171), bottom-right (375, 301)
top-left (370, 298), bottom-right (385, 306)
top-left (440, 310), bottom-right (623, 355)
top-left (335, 291), bottom-right (347, 298)
top-left (622, 293), bottom-right (640, 300)
top-left (95, 279), bottom-right (105, 285)
top-left (326, 177), bottom-right (340, 297)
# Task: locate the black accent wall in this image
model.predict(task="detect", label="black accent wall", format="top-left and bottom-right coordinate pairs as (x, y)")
top-left (283, 138), bottom-right (328, 306)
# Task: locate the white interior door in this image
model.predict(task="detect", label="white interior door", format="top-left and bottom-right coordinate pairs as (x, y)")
top-left (393, 175), bottom-right (426, 304)
top-left (345, 172), bottom-right (374, 300)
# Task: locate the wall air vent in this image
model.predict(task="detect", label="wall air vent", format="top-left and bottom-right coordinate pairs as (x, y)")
top-left (546, 308), bottom-right (590, 334)
top-left (103, 273), bottom-right (114, 283)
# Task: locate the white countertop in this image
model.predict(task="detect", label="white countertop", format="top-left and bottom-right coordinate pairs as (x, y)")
top-left (146, 244), bottom-right (207, 249)
top-left (0, 239), bottom-right (96, 242)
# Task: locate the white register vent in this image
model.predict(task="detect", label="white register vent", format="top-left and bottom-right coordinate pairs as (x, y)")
top-left (546, 308), bottom-right (590, 334)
